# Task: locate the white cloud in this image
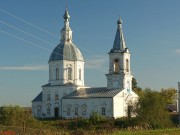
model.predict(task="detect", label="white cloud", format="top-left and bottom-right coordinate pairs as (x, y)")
top-left (175, 49), bottom-right (180, 54)
top-left (85, 55), bottom-right (107, 69)
top-left (0, 65), bottom-right (48, 71)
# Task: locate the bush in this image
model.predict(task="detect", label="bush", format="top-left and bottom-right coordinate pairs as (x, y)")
top-left (89, 112), bottom-right (106, 124)
top-left (114, 117), bottom-right (142, 129)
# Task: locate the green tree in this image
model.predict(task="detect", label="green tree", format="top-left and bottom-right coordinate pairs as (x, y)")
top-left (0, 105), bottom-right (42, 128)
top-left (160, 88), bottom-right (177, 104)
top-left (136, 88), bottom-right (173, 129)
top-left (132, 77), bottom-right (138, 89)
top-left (132, 77), bottom-right (143, 96)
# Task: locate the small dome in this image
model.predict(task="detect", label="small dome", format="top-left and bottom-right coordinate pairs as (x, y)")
top-left (117, 18), bottom-right (122, 24)
top-left (49, 42), bottom-right (84, 62)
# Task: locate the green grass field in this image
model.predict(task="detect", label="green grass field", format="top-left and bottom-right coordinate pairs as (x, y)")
top-left (112, 128), bottom-right (180, 135)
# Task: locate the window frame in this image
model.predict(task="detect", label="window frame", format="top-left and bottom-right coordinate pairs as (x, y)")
top-left (75, 107), bottom-right (78, 116)
top-left (79, 69), bottom-right (81, 80)
top-left (114, 59), bottom-right (119, 73)
top-left (67, 107), bottom-right (71, 116)
top-left (68, 67), bottom-right (72, 80)
top-left (102, 107), bottom-right (106, 116)
top-left (56, 68), bottom-right (59, 80)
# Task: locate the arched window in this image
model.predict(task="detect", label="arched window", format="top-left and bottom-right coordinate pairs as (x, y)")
top-left (67, 107), bottom-right (71, 116)
top-left (81, 104), bottom-right (87, 116)
top-left (126, 59), bottom-right (129, 72)
top-left (56, 68), bottom-right (59, 80)
top-left (75, 107), bottom-right (78, 116)
top-left (114, 59), bottom-right (119, 73)
top-left (102, 107), bottom-right (106, 116)
top-left (55, 94), bottom-right (58, 101)
top-left (79, 69), bottom-right (81, 80)
top-left (37, 105), bottom-right (41, 117)
top-left (47, 104), bottom-right (51, 115)
top-left (68, 67), bottom-right (72, 80)
top-left (47, 94), bottom-right (51, 101)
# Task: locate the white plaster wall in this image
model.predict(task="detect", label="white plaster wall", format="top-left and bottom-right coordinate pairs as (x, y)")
top-left (40, 85), bottom-right (79, 118)
top-left (113, 89), bottom-right (138, 118)
top-left (62, 98), bottom-right (113, 119)
top-left (49, 60), bottom-right (84, 86)
top-left (113, 93), bottom-right (125, 118)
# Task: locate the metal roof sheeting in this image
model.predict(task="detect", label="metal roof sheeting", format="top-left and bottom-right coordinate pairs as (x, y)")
top-left (49, 42), bottom-right (84, 62)
top-left (63, 87), bottom-right (123, 99)
top-left (32, 92), bottom-right (42, 102)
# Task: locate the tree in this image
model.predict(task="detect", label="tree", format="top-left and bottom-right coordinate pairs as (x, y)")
top-left (132, 77), bottom-right (143, 96)
top-left (136, 88), bottom-right (173, 129)
top-left (160, 88), bottom-right (177, 104)
top-left (132, 77), bottom-right (138, 89)
top-left (0, 105), bottom-right (42, 128)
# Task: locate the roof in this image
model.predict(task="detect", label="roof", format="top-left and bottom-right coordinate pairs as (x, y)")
top-left (49, 42), bottom-right (84, 62)
top-left (32, 92), bottom-right (42, 102)
top-left (42, 83), bottom-right (78, 87)
top-left (167, 104), bottom-right (177, 112)
top-left (110, 18), bottom-right (128, 53)
top-left (63, 87), bottom-right (123, 99)
top-left (49, 8), bottom-right (84, 62)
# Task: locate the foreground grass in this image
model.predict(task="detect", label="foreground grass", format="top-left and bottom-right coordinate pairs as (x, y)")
top-left (1, 127), bottom-right (180, 135)
top-left (112, 128), bottom-right (180, 135)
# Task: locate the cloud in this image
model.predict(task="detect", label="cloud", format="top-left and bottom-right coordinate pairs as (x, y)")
top-left (0, 65), bottom-right (48, 71)
top-left (85, 55), bottom-right (108, 69)
top-left (175, 49), bottom-right (180, 54)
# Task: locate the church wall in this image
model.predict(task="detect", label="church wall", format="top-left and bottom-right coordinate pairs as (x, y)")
top-left (49, 60), bottom-right (64, 85)
top-left (40, 85), bottom-right (78, 118)
top-left (62, 98), bottom-right (113, 119)
top-left (49, 60), bottom-right (84, 86)
top-left (32, 101), bottom-right (42, 118)
top-left (113, 89), bottom-right (138, 118)
top-left (113, 90), bottom-right (127, 118)
top-left (74, 61), bottom-right (84, 86)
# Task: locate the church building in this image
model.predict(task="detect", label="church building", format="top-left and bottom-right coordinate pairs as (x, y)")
top-left (32, 9), bottom-right (138, 119)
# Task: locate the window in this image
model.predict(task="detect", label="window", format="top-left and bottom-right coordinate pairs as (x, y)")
top-left (37, 105), bottom-right (41, 117)
top-left (47, 94), bottom-right (51, 101)
top-left (68, 67), bottom-right (72, 80)
top-left (127, 81), bottom-right (130, 94)
top-left (114, 59), bottom-right (119, 73)
top-left (126, 59), bottom-right (129, 72)
top-left (56, 68), bottom-right (59, 80)
top-left (67, 107), bottom-right (70, 116)
top-left (102, 107), bottom-right (106, 116)
top-left (75, 107), bottom-right (78, 116)
top-left (47, 104), bottom-right (51, 115)
top-left (81, 104), bottom-right (87, 116)
top-left (55, 94), bottom-right (59, 101)
top-left (79, 69), bottom-right (81, 80)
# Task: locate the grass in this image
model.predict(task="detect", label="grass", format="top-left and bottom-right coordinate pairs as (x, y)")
top-left (112, 128), bottom-right (180, 135)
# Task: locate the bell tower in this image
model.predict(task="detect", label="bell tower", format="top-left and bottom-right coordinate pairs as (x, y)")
top-left (106, 18), bottom-right (132, 91)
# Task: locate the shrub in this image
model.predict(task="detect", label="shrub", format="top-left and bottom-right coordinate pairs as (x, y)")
top-left (89, 112), bottom-right (106, 124)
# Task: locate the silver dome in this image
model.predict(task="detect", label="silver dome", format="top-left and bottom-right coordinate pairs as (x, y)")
top-left (49, 42), bottom-right (84, 62)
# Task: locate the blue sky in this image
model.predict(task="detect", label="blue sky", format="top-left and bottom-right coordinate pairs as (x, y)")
top-left (0, 0), bottom-right (180, 107)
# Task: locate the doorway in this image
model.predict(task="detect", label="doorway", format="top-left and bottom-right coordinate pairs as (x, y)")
top-left (54, 107), bottom-right (59, 118)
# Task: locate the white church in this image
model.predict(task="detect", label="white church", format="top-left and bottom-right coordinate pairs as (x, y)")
top-left (32, 9), bottom-right (138, 119)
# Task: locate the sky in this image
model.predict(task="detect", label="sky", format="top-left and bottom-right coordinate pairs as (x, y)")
top-left (0, 0), bottom-right (180, 107)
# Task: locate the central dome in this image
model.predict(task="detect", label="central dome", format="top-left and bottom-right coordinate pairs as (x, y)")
top-left (49, 42), bottom-right (84, 62)
top-left (49, 9), bottom-right (84, 62)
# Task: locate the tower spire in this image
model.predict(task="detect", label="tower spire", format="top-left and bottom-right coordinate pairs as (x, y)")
top-left (60, 8), bottom-right (72, 43)
top-left (111, 18), bottom-right (126, 52)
